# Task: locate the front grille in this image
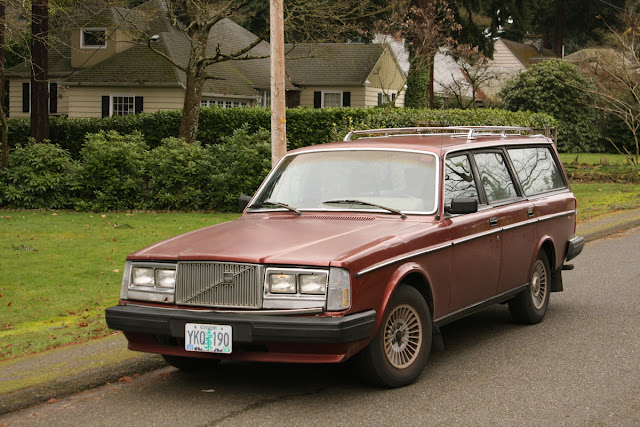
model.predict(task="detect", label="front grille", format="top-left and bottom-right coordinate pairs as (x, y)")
top-left (176, 262), bottom-right (263, 308)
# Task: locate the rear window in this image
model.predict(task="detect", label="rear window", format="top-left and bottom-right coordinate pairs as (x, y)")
top-left (508, 147), bottom-right (566, 196)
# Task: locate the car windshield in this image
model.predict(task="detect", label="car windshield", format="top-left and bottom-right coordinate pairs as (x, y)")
top-left (251, 150), bottom-right (438, 214)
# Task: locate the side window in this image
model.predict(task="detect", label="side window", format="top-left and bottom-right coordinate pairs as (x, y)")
top-left (508, 147), bottom-right (566, 196)
top-left (473, 152), bottom-right (518, 203)
top-left (444, 154), bottom-right (479, 208)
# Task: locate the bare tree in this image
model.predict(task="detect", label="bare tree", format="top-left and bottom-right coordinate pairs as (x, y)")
top-left (577, 0), bottom-right (640, 165)
top-left (0, 0), bottom-right (7, 169)
top-left (382, 0), bottom-right (460, 109)
top-left (31, 0), bottom-right (49, 142)
top-left (437, 46), bottom-right (503, 109)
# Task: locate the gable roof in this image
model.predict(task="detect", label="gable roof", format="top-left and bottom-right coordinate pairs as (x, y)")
top-left (499, 38), bottom-right (557, 68)
top-left (284, 43), bottom-right (386, 85)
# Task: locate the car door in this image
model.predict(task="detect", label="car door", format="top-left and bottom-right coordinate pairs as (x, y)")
top-left (444, 153), bottom-right (501, 312)
top-left (472, 150), bottom-right (537, 294)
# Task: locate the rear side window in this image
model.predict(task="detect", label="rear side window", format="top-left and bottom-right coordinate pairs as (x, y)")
top-left (473, 152), bottom-right (518, 203)
top-left (508, 147), bottom-right (566, 196)
top-left (444, 154), bottom-right (479, 208)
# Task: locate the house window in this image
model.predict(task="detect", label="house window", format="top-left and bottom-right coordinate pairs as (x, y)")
top-left (201, 98), bottom-right (251, 108)
top-left (313, 91), bottom-right (350, 108)
top-left (112, 95), bottom-right (134, 116)
top-left (323, 91), bottom-right (342, 108)
top-left (21, 82), bottom-right (58, 114)
top-left (378, 92), bottom-right (397, 106)
top-left (81, 28), bottom-right (107, 49)
top-left (261, 90), bottom-right (271, 108)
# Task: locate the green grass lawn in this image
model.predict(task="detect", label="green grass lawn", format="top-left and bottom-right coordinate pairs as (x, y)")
top-left (571, 183), bottom-right (640, 221)
top-left (0, 211), bottom-right (238, 361)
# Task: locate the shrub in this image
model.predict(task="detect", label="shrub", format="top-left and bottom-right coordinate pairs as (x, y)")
top-left (74, 131), bottom-right (149, 211)
top-left (500, 59), bottom-right (601, 152)
top-left (0, 140), bottom-right (76, 209)
top-left (147, 138), bottom-right (214, 210)
top-left (7, 107), bottom-right (556, 158)
top-left (207, 126), bottom-right (272, 211)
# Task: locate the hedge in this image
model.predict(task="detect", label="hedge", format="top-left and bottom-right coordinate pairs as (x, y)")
top-left (1, 108), bottom-right (557, 212)
top-left (5, 107), bottom-right (557, 158)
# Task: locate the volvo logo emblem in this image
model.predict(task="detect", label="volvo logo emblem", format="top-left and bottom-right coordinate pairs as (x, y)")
top-left (223, 272), bottom-right (234, 285)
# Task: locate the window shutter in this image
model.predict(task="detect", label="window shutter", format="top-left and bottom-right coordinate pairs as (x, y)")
top-left (135, 96), bottom-right (143, 114)
top-left (377, 93), bottom-right (383, 106)
top-left (49, 82), bottom-right (58, 114)
top-left (22, 83), bottom-right (30, 113)
top-left (101, 96), bottom-right (110, 118)
top-left (342, 91), bottom-right (351, 107)
top-left (313, 91), bottom-right (321, 109)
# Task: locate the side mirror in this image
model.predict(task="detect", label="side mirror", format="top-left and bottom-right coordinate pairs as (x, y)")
top-left (446, 197), bottom-right (478, 215)
top-left (239, 195), bottom-right (252, 211)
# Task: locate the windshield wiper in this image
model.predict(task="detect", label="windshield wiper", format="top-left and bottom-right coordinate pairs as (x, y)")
top-left (250, 200), bottom-right (301, 215)
top-left (323, 199), bottom-right (407, 219)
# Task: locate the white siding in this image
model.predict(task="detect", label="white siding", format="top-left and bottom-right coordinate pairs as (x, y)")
top-left (491, 39), bottom-right (526, 70)
top-left (66, 87), bottom-right (185, 118)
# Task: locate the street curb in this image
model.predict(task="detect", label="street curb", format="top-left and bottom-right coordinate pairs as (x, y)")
top-left (0, 353), bottom-right (164, 416)
top-left (578, 215), bottom-right (640, 243)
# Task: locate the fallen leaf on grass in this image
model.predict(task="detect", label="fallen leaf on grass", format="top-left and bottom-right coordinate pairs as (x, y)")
top-left (47, 398), bottom-right (58, 404)
top-left (118, 376), bottom-right (134, 383)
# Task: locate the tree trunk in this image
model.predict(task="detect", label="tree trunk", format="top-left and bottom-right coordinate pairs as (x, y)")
top-left (179, 67), bottom-right (204, 143)
top-left (179, 31), bottom-right (207, 143)
top-left (0, 0), bottom-right (8, 169)
top-left (31, 0), bottom-right (49, 142)
top-left (553, 0), bottom-right (565, 57)
top-left (428, 52), bottom-right (435, 109)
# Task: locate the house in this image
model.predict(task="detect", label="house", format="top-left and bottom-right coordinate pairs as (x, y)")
top-left (6, 0), bottom-right (406, 118)
top-left (433, 38), bottom-right (557, 106)
top-left (285, 43), bottom-right (406, 108)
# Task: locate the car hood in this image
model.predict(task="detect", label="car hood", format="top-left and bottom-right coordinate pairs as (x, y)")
top-left (128, 213), bottom-right (431, 266)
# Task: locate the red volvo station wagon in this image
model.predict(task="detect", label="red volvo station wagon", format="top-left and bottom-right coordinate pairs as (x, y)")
top-left (106, 126), bottom-right (584, 387)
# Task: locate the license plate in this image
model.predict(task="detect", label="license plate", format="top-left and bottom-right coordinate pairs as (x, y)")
top-left (184, 323), bottom-right (232, 354)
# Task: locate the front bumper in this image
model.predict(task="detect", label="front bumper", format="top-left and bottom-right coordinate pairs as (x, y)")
top-left (106, 304), bottom-right (377, 344)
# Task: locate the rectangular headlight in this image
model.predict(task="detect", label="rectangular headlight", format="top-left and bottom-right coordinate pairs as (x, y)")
top-left (131, 267), bottom-right (154, 287)
top-left (270, 273), bottom-right (297, 293)
top-left (299, 274), bottom-right (327, 294)
top-left (155, 269), bottom-right (176, 289)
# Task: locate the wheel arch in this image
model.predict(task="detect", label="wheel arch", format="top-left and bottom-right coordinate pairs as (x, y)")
top-left (538, 238), bottom-right (557, 272)
top-left (376, 263), bottom-right (435, 332)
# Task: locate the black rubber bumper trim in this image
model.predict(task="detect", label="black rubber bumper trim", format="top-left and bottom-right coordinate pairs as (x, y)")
top-left (106, 305), bottom-right (377, 344)
top-left (566, 235), bottom-right (584, 262)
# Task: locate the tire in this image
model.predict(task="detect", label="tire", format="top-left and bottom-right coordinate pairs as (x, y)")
top-left (508, 251), bottom-right (551, 324)
top-left (356, 284), bottom-right (432, 388)
top-left (162, 354), bottom-right (221, 372)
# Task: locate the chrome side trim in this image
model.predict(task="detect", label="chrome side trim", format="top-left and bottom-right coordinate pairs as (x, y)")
top-left (124, 302), bottom-right (324, 316)
top-left (355, 209), bottom-right (576, 278)
top-left (451, 228), bottom-right (501, 246)
top-left (537, 210), bottom-right (576, 222)
top-left (501, 217), bottom-right (539, 231)
top-left (355, 243), bottom-right (451, 277)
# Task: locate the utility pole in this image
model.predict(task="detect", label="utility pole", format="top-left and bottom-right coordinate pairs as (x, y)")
top-left (270, 0), bottom-right (286, 166)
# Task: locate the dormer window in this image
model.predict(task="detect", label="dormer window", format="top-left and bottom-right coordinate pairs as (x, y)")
top-left (81, 28), bottom-right (107, 49)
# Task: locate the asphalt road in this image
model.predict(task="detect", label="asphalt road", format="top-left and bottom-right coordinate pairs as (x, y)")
top-left (2, 228), bottom-right (639, 427)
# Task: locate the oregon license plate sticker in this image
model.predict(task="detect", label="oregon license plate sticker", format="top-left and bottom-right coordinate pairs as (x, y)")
top-left (184, 323), bottom-right (232, 354)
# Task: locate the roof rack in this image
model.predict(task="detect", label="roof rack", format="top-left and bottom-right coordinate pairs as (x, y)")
top-left (343, 126), bottom-right (533, 141)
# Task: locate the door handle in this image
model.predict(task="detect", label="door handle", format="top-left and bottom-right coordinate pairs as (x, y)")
top-left (527, 208), bottom-right (535, 218)
top-left (489, 217), bottom-right (498, 227)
